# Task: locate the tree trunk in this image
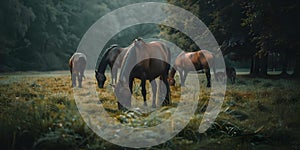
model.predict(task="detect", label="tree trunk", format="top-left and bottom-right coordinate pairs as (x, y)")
top-left (260, 52), bottom-right (268, 76)
top-left (292, 59), bottom-right (300, 78)
top-left (250, 54), bottom-right (260, 76)
top-left (250, 55), bottom-right (254, 74)
top-left (280, 52), bottom-right (290, 77)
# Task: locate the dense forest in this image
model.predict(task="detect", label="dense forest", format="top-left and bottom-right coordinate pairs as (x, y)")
top-left (0, 0), bottom-right (162, 71)
top-left (160, 0), bottom-right (300, 77)
top-left (0, 0), bottom-right (299, 77)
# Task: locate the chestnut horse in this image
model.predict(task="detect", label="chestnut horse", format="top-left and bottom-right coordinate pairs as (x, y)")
top-left (114, 38), bottom-right (171, 110)
top-left (95, 45), bottom-right (128, 88)
top-left (69, 52), bottom-right (87, 88)
top-left (168, 50), bottom-right (216, 87)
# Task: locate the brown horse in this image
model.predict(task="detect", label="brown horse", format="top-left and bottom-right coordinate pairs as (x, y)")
top-left (95, 45), bottom-right (128, 88)
top-left (69, 52), bottom-right (87, 88)
top-left (168, 50), bottom-right (216, 87)
top-left (114, 38), bottom-right (171, 110)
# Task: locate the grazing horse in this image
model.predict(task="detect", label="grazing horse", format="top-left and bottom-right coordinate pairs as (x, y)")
top-left (168, 50), bottom-right (216, 87)
top-left (215, 67), bottom-right (236, 84)
top-left (95, 45), bottom-right (128, 88)
top-left (69, 52), bottom-right (87, 88)
top-left (114, 38), bottom-right (171, 110)
top-left (226, 67), bottom-right (236, 84)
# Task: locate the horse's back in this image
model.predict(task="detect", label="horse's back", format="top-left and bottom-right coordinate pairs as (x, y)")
top-left (147, 41), bottom-right (170, 62)
top-left (174, 50), bottom-right (214, 71)
top-left (197, 50), bottom-right (214, 66)
top-left (123, 40), bottom-right (170, 79)
top-left (70, 52), bottom-right (87, 73)
top-left (70, 53), bottom-right (87, 63)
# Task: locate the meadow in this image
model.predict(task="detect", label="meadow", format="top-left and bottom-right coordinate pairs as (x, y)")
top-left (0, 71), bottom-right (299, 149)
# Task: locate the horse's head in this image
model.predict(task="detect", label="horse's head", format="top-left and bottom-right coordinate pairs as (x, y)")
top-left (168, 77), bottom-right (176, 86)
top-left (114, 81), bottom-right (131, 110)
top-left (95, 70), bottom-right (106, 88)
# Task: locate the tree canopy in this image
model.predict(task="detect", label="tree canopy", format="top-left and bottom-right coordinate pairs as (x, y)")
top-left (0, 0), bottom-right (163, 71)
top-left (159, 0), bottom-right (300, 77)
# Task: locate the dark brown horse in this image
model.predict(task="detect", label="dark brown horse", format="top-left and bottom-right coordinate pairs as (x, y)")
top-left (69, 52), bottom-right (87, 88)
top-left (95, 45), bottom-right (128, 88)
top-left (168, 50), bottom-right (216, 87)
top-left (215, 67), bottom-right (237, 84)
top-left (114, 38), bottom-right (171, 110)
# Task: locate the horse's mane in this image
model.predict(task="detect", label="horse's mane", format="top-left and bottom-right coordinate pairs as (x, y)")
top-left (97, 45), bottom-right (119, 72)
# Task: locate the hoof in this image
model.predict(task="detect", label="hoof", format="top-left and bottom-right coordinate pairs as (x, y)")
top-left (144, 102), bottom-right (148, 107)
top-left (162, 99), bottom-right (170, 106)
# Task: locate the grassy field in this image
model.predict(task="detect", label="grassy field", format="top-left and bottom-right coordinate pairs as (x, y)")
top-left (0, 71), bottom-right (299, 149)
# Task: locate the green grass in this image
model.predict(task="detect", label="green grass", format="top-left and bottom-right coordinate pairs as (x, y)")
top-left (0, 73), bottom-right (299, 149)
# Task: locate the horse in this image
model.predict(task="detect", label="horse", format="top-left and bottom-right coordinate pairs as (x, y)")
top-left (95, 45), bottom-right (128, 88)
top-left (168, 50), bottom-right (216, 87)
top-left (214, 67), bottom-right (236, 84)
top-left (215, 71), bottom-right (225, 83)
top-left (114, 38), bottom-right (171, 110)
top-left (69, 52), bottom-right (87, 88)
top-left (226, 67), bottom-right (236, 84)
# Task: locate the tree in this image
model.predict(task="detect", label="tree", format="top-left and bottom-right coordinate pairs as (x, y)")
top-left (160, 0), bottom-right (299, 77)
top-left (242, 0), bottom-right (300, 76)
top-left (1, 0), bottom-right (165, 71)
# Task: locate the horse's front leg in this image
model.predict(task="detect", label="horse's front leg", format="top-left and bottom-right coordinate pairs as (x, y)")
top-left (205, 68), bottom-right (211, 87)
top-left (128, 78), bottom-right (134, 108)
top-left (180, 70), bottom-right (187, 87)
top-left (111, 67), bottom-right (117, 85)
top-left (179, 70), bottom-right (184, 87)
top-left (150, 79), bottom-right (157, 108)
top-left (141, 79), bottom-right (147, 106)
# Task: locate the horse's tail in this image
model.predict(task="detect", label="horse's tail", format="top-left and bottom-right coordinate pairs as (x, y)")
top-left (69, 59), bottom-right (73, 75)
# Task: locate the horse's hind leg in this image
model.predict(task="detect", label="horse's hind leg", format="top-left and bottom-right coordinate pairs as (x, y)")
top-left (112, 67), bottom-right (118, 85)
top-left (78, 72), bottom-right (83, 88)
top-left (150, 79), bottom-right (157, 108)
top-left (141, 79), bottom-right (147, 106)
top-left (205, 69), bottom-right (211, 87)
top-left (71, 73), bottom-right (76, 87)
top-left (180, 70), bottom-right (187, 87)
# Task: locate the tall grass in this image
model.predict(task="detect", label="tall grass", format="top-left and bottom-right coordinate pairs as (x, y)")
top-left (0, 74), bottom-right (299, 149)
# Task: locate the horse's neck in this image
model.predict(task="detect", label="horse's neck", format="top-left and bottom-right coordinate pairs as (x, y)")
top-left (97, 58), bottom-right (109, 74)
top-left (169, 67), bottom-right (176, 78)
